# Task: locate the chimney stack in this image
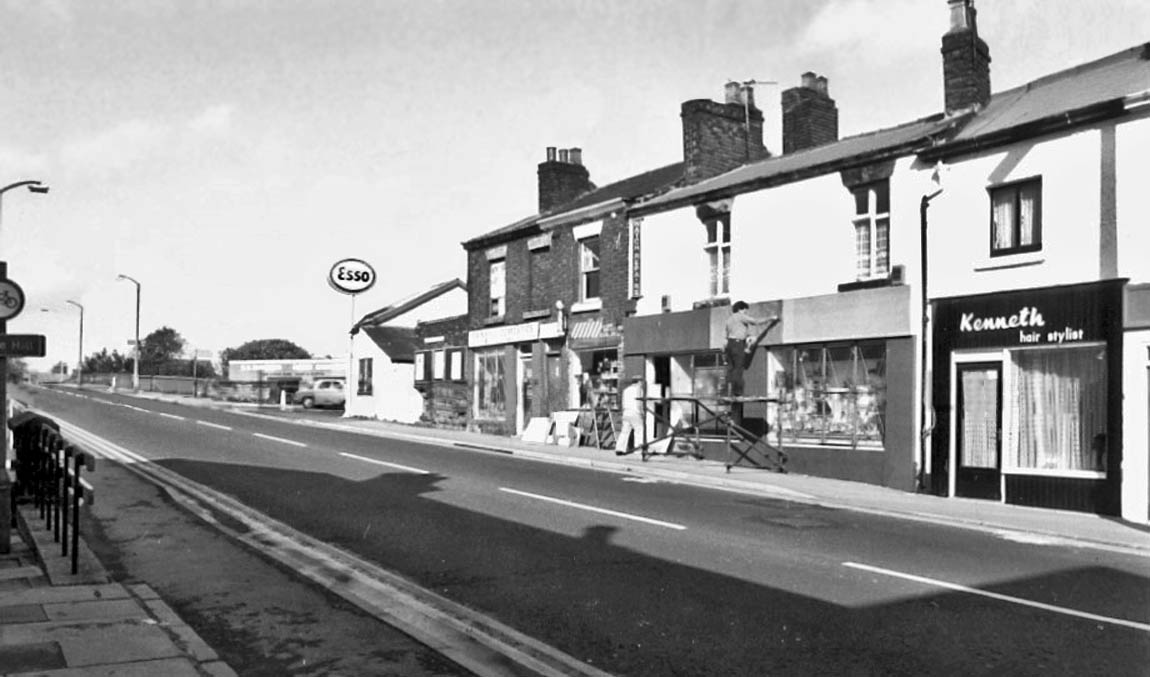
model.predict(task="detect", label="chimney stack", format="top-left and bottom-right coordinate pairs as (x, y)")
top-left (781, 71), bottom-right (839, 154)
top-left (681, 82), bottom-right (768, 184)
top-left (941, 0), bottom-right (991, 114)
top-left (537, 146), bottom-right (594, 213)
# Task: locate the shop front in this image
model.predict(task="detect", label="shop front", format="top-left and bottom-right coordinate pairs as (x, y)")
top-left (468, 319), bottom-right (564, 435)
top-left (930, 280), bottom-right (1125, 515)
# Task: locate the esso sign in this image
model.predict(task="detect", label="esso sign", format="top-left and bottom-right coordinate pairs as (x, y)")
top-left (328, 258), bottom-right (376, 295)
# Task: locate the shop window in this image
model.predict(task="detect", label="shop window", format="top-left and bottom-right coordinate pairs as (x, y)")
top-left (703, 214), bottom-right (731, 297)
top-left (851, 181), bottom-right (890, 280)
top-left (358, 357), bottom-right (373, 396)
top-left (449, 349), bottom-right (463, 381)
top-left (474, 349), bottom-right (505, 419)
top-left (664, 351), bottom-right (728, 434)
top-left (1007, 345), bottom-right (1106, 472)
top-left (489, 259), bottom-right (506, 318)
top-left (579, 236), bottom-right (601, 302)
top-left (414, 353), bottom-right (426, 383)
top-left (432, 350), bottom-right (446, 380)
top-left (771, 341), bottom-right (886, 449)
top-left (989, 177), bottom-right (1042, 257)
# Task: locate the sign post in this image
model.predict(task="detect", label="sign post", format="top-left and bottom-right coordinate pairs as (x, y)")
top-left (328, 259), bottom-right (376, 417)
top-left (0, 265), bottom-right (28, 553)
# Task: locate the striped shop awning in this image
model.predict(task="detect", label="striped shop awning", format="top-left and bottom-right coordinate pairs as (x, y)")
top-left (568, 318), bottom-right (620, 350)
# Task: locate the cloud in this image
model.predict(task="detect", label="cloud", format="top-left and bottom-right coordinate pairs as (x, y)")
top-left (796, 0), bottom-right (939, 61)
top-left (59, 119), bottom-right (169, 173)
top-left (189, 104), bottom-right (234, 135)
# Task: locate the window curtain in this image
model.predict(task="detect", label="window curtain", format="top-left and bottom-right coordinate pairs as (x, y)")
top-left (1011, 347), bottom-right (1106, 471)
top-left (1018, 183), bottom-right (1039, 247)
top-left (992, 193), bottom-right (1014, 249)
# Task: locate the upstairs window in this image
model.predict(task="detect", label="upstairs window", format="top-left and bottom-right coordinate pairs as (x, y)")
top-left (852, 181), bottom-right (890, 280)
top-left (990, 177), bottom-right (1042, 257)
top-left (488, 259), bottom-right (506, 318)
top-left (579, 235), bottom-right (601, 302)
top-left (703, 215), bottom-right (731, 297)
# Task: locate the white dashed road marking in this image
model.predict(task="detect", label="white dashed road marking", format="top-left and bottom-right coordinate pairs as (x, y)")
top-left (196, 420), bottom-right (233, 431)
top-left (499, 487), bottom-right (687, 531)
top-left (253, 432), bottom-right (307, 448)
top-left (159, 412), bottom-right (186, 421)
top-left (843, 561), bottom-right (1150, 633)
top-left (339, 452), bottom-right (429, 474)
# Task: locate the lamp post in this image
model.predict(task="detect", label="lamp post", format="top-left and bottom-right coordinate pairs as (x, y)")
top-left (0, 179), bottom-right (49, 555)
top-left (116, 274), bottom-right (141, 390)
top-left (65, 300), bottom-right (84, 386)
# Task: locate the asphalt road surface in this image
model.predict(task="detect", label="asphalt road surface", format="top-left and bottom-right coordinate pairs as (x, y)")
top-left (21, 385), bottom-right (1150, 676)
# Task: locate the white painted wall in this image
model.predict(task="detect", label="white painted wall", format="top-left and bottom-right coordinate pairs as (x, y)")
top-left (1122, 329), bottom-right (1150, 523)
top-left (636, 209), bottom-right (710, 315)
top-left (345, 334), bottom-right (423, 423)
top-left (928, 129), bottom-right (1104, 298)
top-left (1117, 115), bottom-right (1150, 284)
top-left (386, 287), bottom-right (467, 327)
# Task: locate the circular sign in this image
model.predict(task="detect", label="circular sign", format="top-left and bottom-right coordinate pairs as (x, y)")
top-left (328, 258), bottom-right (376, 295)
top-left (0, 278), bottom-right (26, 321)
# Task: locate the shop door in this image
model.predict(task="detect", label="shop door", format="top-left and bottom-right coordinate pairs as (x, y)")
top-left (545, 354), bottom-right (566, 414)
top-left (955, 362), bottom-right (1002, 500)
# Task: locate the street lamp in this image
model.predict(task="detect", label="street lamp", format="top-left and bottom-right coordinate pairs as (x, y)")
top-left (116, 274), bottom-right (141, 390)
top-left (0, 180), bottom-right (49, 243)
top-left (65, 300), bottom-right (84, 386)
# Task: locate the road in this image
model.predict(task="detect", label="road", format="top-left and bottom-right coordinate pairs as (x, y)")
top-left (19, 385), bottom-right (1150, 676)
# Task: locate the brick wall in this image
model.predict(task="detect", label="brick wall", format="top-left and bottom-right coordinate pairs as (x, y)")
top-left (681, 99), bottom-right (767, 184)
top-left (782, 82), bottom-right (839, 153)
top-left (941, 17), bottom-right (991, 113)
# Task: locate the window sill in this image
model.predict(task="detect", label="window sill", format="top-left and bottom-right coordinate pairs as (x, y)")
top-left (522, 308), bottom-right (552, 321)
top-left (571, 298), bottom-right (602, 313)
top-left (974, 253), bottom-right (1045, 271)
top-left (837, 276), bottom-right (894, 292)
top-left (483, 315), bottom-right (506, 326)
top-left (1002, 467), bottom-right (1105, 479)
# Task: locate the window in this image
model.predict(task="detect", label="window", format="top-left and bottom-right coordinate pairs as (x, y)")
top-left (1007, 345), bottom-right (1106, 472)
top-left (703, 215), bottom-right (731, 297)
top-left (489, 259), bottom-right (506, 318)
top-left (851, 181), bottom-right (890, 280)
top-left (358, 358), bottom-right (373, 395)
top-left (771, 341), bottom-right (886, 449)
top-left (990, 178), bottom-right (1041, 256)
top-left (432, 350), bottom-right (446, 380)
top-left (475, 349), bottom-right (505, 418)
top-left (449, 349), bottom-right (463, 381)
top-left (579, 236), bottom-right (600, 302)
top-left (413, 353), bottom-right (426, 382)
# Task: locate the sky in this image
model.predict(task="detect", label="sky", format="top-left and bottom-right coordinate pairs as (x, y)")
top-left (3, 0), bottom-right (1148, 371)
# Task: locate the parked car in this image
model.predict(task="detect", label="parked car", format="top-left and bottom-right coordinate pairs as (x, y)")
top-left (294, 378), bottom-right (346, 409)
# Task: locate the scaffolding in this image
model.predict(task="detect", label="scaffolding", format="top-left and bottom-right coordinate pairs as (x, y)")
top-left (630, 386), bottom-right (787, 473)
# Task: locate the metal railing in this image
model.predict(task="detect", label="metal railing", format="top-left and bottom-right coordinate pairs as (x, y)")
top-left (9, 412), bottom-right (96, 575)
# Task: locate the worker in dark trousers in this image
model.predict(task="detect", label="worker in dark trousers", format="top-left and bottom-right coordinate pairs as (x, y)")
top-left (724, 301), bottom-right (778, 426)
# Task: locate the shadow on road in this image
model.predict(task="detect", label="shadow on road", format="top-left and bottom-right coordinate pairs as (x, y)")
top-left (151, 457), bottom-right (1150, 677)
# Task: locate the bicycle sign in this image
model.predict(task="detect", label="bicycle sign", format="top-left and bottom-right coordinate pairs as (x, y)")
top-left (0, 279), bottom-right (26, 321)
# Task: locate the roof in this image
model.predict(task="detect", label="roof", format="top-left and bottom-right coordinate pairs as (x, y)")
top-left (925, 42), bottom-right (1150, 157)
top-left (462, 162), bottom-right (684, 249)
top-left (362, 326), bottom-right (418, 363)
top-left (631, 115), bottom-right (962, 216)
top-left (351, 278), bottom-right (465, 334)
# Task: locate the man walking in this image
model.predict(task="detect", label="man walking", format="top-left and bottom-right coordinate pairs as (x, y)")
top-left (724, 301), bottom-right (778, 425)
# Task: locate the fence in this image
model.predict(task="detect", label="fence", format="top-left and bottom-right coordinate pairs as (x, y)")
top-left (83, 372), bottom-right (217, 397)
top-left (8, 411), bottom-right (96, 575)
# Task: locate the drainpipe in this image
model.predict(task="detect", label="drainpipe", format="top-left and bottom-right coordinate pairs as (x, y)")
top-left (918, 184), bottom-right (944, 493)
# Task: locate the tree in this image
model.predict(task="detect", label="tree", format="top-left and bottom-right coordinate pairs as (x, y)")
top-left (7, 358), bottom-right (29, 383)
top-left (83, 348), bottom-right (133, 374)
top-left (220, 339), bottom-right (311, 377)
top-left (140, 326), bottom-right (186, 376)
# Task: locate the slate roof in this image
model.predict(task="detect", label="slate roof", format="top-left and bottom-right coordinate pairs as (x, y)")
top-left (462, 161), bottom-right (684, 249)
top-left (925, 42), bottom-right (1150, 156)
top-left (351, 278), bottom-right (465, 335)
top-left (362, 326), bottom-right (418, 363)
top-left (631, 114), bottom-right (963, 216)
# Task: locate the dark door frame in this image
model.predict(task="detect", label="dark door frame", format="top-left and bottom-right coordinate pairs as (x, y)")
top-left (955, 361), bottom-right (1003, 501)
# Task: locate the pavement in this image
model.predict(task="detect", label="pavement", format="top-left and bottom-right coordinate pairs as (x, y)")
top-left (4, 382), bottom-right (1149, 676)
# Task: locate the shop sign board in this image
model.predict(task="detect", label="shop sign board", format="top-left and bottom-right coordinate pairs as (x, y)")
top-left (469, 321), bottom-right (540, 348)
top-left (0, 334), bottom-right (46, 357)
top-left (935, 282), bottom-right (1118, 350)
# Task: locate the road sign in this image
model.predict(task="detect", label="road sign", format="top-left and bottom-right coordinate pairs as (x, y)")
top-left (328, 258), bottom-right (376, 295)
top-left (0, 334), bottom-right (46, 357)
top-left (0, 279), bottom-right (26, 321)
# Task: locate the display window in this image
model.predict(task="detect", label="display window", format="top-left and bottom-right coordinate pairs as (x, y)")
top-left (474, 349), bottom-right (505, 419)
top-left (770, 341), bottom-right (886, 449)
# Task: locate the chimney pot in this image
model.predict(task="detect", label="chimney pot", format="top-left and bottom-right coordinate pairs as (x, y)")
top-left (815, 75), bottom-right (828, 96)
top-left (569, 147), bottom-right (582, 166)
top-left (546, 146), bottom-right (557, 161)
top-left (948, 0), bottom-right (972, 32)
top-left (724, 81), bottom-right (742, 104)
top-left (558, 148), bottom-right (569, 163)
top-left (801, 71), bottom-right (818, 89)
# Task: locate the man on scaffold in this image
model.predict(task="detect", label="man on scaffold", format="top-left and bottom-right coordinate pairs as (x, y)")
top-left (724, 301), bottom-right (778, 426)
